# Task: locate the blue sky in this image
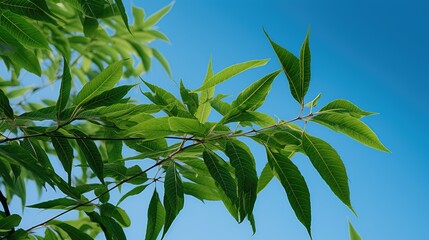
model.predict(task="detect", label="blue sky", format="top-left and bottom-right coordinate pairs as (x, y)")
top-left (126, 1), bottom-right (429, 239)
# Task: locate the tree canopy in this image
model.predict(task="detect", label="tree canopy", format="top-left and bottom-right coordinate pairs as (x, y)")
top-left (0, 1), bottom-right (385, 239)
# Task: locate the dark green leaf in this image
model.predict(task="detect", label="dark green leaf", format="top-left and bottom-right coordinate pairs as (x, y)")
top-left (0, 0), bottom-right (56, 23)
top-left (100, 203), bottom-right (131, 227)
top-left (319, 99), bottom-right (376, 118)
top-left (0, 89), bottom-right (14, 119)
top-left (145, 189), bottom-right (165, 240)
top-left (162, 165), bottom-right (184, 238)
top-left (302, 133), bottom-right (352, 210)
top-left (56, 59), bottom-right (72, 115)
top-left (257, 162), bottom-right (274, 193)
top-left (115, 0), bottom-right (130, 33)
top-left (51, 135), bottom-right (74, 185)
top-left (27, 198), bottom-right (79, 209)
top-left (80, 85), bottom-right (134, 110)
top-left (0, 214), bottom-right (21, 230)
top-left (50, 221), bottom-right (92, 240)
top-left (117, 185), bottom-right (148, 206)
top-left (266, 147), bottom-right (311, 236)
top-left (299, 30), bottom-right (311, 101)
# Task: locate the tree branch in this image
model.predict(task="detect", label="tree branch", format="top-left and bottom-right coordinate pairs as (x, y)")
top-left (0, 190), bottom-right (14, 234)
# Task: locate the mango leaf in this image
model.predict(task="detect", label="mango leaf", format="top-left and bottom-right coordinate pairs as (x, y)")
top-left (182, 182), bottom-right (220, 201)
top-left (179, 80), bottom-right (198, 115)
top-left (75, 60), bottom-right (124, 105)
top-left (264, 30), bottom-right (302, 103)
top-left (203, 150), bottom-right (237, 205)
top-left (146, 189), bottom-right (165, 240)
top-left (319, 99), bottom-right (376, 118)
top-left (20, 139), bottom-right (52, 169)
top-left (195, 59), bottom-right (269, 91)
top-left (80, 85), bottom-right (134, 110)
top-left (123, 117), bottom-right (172, 138)
top-left (225, 139), bottom-right (258, 222)
top-left (117, 185), bottom-right (148, 206)
top-left (0, 10), bottom-right (49, 49)
top-left (153, 48), bottom-right (171, 77)
top-left (0, 214), bottom-right (21, 230)
top-left (299, 30), bottom-right (311, 101)
top-left (132, 6), bottom-right (145, 29)
top-left (115, 0), bottom-right (130, 33)
top-left (50, 221), bottom-right (92, 240)
top-left (100, 203), bottom-right (131, 227)
top-left (230, 70), bottom-right (281, 111)
top-left (195, 59), bottom-right (214, 122)
top-left (305, 93), bottom-right (321, 108)
top-left (257, 162), bottom-right (274, 193)
top-left (70, 129), bottom-right (104, 184)
top-left (162, 165), bottom-right (184, 238)
top-left (143, 3), bottom-right (173, 29)
top-left (302, 133), bottom-right (353, 210)
top-left (349, 221), bottom-right (362, 240)
top-left (51, 135), bottom-right (74, 185)
top-left (0, 89), bottom-right (14, 119)
top-left (0, 0), bottom-right (56, 23)
top-left (310, 112), bottom-right (389, 152)
top-left (87, 211), bottom-right (126, 240)
top-left (224, 111), bottom-right (276, 128)
top-left (27, 198), bottom-right (80, 209)
top-left (266, 147), bottom-right (312, 236)
top-left (56, 59), bottom-right (72, 115)
top-left (168, 117), bottom-right (207, 137)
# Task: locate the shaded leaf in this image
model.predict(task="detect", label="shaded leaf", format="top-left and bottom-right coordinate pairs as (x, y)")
top-left (115, 0), bottom-right (130, 33)
top-left (299, 30), bottom-right (311, 101)
top-left (51, 135), bottom-right (74, 185)
top-left (0, 89), bottom-right (14, 119)
top-left (117, 185), bottom-right (148, 206)
top-left (0, 0), bottom-right (56, 23)
top-left (80, 85), bottom-right (134, 110)
top-left (153, 48), bottom-right (171, 77)
top-left (100, 203), bottom-right (131, 227)
top-left (257, 162), bottom-right (274, 193)
top-left (180, 80), bottom-right (198, 115)
top-left (56, 59), bottom-right (72, 115)
top-left (183, 182), bottom-right (220, 201)
top-left (162, 165), bottom-right (184, 238)
top-left (50, 221), bottom-right (92, 240)
top-left (145, 189), bottom-right (165, 240)
top-left (0, 214), bottom-right (21, 230)
top-left (27, 198), bottom-right (79, 209)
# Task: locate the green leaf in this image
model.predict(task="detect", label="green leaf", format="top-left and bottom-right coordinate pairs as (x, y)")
top-left (182, 182), bottom-right (220, 201)
top-left (224, 111), bottom-right (276, 127)
top-left (264, 30), bottom-right (302, 103)
top-left (302, 133), bottom-right (352, 210)
top-left (319, 99), bottom-right (376, 118)
top-left (56, 59), bottom-right (72, 115)
top-left (162, 165), bottom-right (184, 238)
top-left (117, 185), bottom-right (148, 206)
top-left (80, 85), bottom-right (134, 110)
top-left (203, 150), bottom-right (237, 205)
top-left (143, 3), bottom-right (173, 29)
top-left (0, 214), bottom-right (21, 230)
top-left (153, 48), bottom-right (171, 77)
top-left (225, 139), bottom-right (258, 222)
top-left (257, 162), bottom-right (274, 193)
top-left (50, 221), bottom-right (92, 240)
top-left (27, 198), bottom-right (79, 209)
top-left (51, 136), bottom-right (74, 185)
top-left (266, 147), bottom-right (312, 236)
top-left (75, 60), bottom-right (124, 105)
top-left (349, 221), bottom-right (362, 240)
top-left (0, 0), bottom-right (56, 23)
top-left (195, 59), bottom-right (269, 91)
top-left (100, 203), bottom-right (131, 227)
top-left (311, 112), bottom-right (389, 152)
top-left (231, 70), bottom-right (280, 111)
top-left (123, 117), bottom-right (172, 138)
top-left (145, 189), bottom-right (165, 240)
top-left (168, 117), bottom-right (207, 136)
top-left (299, 29), bottom-right (311, 101)
top-left (132, 6), bottom-right (145, 29)
top-left (0, 10), bottom-right (49, 48)
top-left (0, 89), bottom-right (14, 119)
top-left (115, 0), bottom-right (130, 33)
top-left (305, 93), bottom-right (321, 108)
top-left (71, 129), bottom-right (104, 184)
top-left (180, 80), bottom-right (198, 115)
top-left (195, 58), bottom-right (215, 123)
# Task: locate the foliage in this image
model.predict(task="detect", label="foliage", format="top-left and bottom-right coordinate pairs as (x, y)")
top-left (0, 1), bottom-right (387, 239)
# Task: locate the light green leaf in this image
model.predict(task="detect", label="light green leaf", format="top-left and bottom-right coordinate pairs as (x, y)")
top-left (145, 189), bottom-right (165, 240)
top-left (153, 48), bottom-right (171, 77)
top-left (168, 117), bottom-right (207, 136)
top-left (132, 6), bottom-right (145, 29)
top-left (302, 133), bottom-right (352, 210)
top-left (311, 112), bottom-right (389, 152)
top-left (319, 99), bottom-right (376, 118)
top-left (71, 129), bottom-right (104, 184)
top-left (264, 30), bottom-right (302, 103)
top-left (27, 198), bottom-right (79, 209)
top-left (56, 59), bottom-right (72, 116)
top-left (266, 147), bottom-right (312, 236)
top-left (182, 182), bottom-right (220, 201)
top-left (0, 89), bottom-right (14, 119)
top-left (195, 59), bottom-right (269, 91)
top-left (162, 165), bottom-right (184, 238)
top-left (117, 185), bottom-right (148, 206)
top-left (0, 10), bottom-right (49, 48)
top-left (144, 3), bottom-right (173, 29)
top-left (203, 150), bottom-right (237, 205)
top-left (100, 203), bottom-right (131, 227)
top-left (299, 29), bottom-right (311, 101)
top-left (123, 117), bottom-right (172, 138)
top-left (224, 111), bottom-right (276, 128)
top-left (51, 136), bottom-right (74, 185)
top-left (80, 85), bottom-right (134, 110)
top-left (349, 221), bottom-right (362, 240)
top-left (179, 80), bottom-right (198, 115)
top-left (5, 86), bottom-right (32, 99)
top-left (257, 162), bottom-right (274, 193)
top-left (50, 221), bottom-right (92, 240)
top-left (305, 93), bottom-right (321, 108)
top-left (75, 60), bottom-right (124, 105)
top-left (195, 59), bottom-right (215, 122)
top-left (231, 70), bottom-right (281, 111)
top-left (0, 214), bottom-right (21, 230)
top-left (225, 139), bottom-right (258, 222)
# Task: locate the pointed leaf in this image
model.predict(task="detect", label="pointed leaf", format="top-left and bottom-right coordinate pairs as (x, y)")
top-left (27, 198), bottom-right (80, 209)
top-left (257, 162), bottom-right (274, 193)
top-left (305, 93), bottom-right (321, 108)
top-left (80, 85), bottom-right (134, 110)
top-left (195, 59), bottom-right (215, 122)
top-left (56, 59), bottom-right (72, 115)
top-left (180, 80), bottom-right (198, 114)
top-left (319, 99), bottom-right (376, 118)
top-left (115, 0), bottom-right (130, 33)
top-left (50, 221), bottom-right (92, 240)
top-left (302, 133), bottom-right (352, 209)
top-left (0, 214), bottom-right (21, 230)
top-left (153, 48), bottom-right (171, 77)
top-left (264, 30), bottom-right (302, 103)
top-left (51, 136), bottom-right (74, 185)
top-left (311, 112), bottom-right (389, 152)
top-left (117, 185), bottom-right (148, 206)
top-left (266, 147), bottom-right (312, 236)
top-left (144, 3), bottom-right (173, 29)
top-left (0, 0), bottom-right (56, 23)
top-left (182, 182), bottom-right (220, 201)
top-left (299, 30), bottom-right (311, 100)
top-left (163, 165), bottom-right (184, 238)
top-left (100, 203), bottom-right (131, 227)
top-left (123, 117), bottom-right (172, 138)
top-left (0, 89), bottom-right (14, 119)
top-left (75, 61), bottom-right (124, 105)
top-left (168, 117), bottom-right (207, 136)
top-left (196, 59), bottom-right (269, 91)
top-left (145, 189), bottom-right (165, 240)
top-left (349, 221), bottom-right (362, 240)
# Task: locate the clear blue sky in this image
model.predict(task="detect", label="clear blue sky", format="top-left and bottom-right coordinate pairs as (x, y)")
top-left (8, 1), bottom-right (428, 240)
top-left (125, 1), bottom-right (429, 239)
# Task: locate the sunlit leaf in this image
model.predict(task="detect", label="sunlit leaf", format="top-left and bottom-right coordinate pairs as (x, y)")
top-left (115, 0), bottom-right (131, 33)
top-left (168, 117), bottom-right (207, 136)
top-left (180, 80), bottom-right (198, 115)
top-left (143, 3), bottom-right (173, 29)
top-left (348, 221), bottom-right (362, 240)
top-left (319, 99), bottom-right (376, 118)
top-left (80, 85), bottom-right (134, 110)
top-left (195, 59), bottom-right (214, 123)
top-left (257, 162), bottom-right (274, 193)
top-left (146, 189), bottom-right (165, 240)
top-left (299, 30), bottom-right (311, 101)
top-left (153, 48), bottom-right (171, 77)
top-left (182, 182), bottom-right (220, 201)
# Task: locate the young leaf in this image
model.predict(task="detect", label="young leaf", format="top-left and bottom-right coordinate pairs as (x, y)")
top-left (225, 139), bottom-right (258, 222)
top-left (75, 60), bottom-right (124, 105)
top-left (195, 59), bottom-right (269, 91)
top-left (51, 136), bottom-right (74, 185)
top-left (146, 189), bottom-right (165, 240)
top-left (50, 221), bottom-right (92, 240)
top-left (163, 165), bottom-right (184, 238)
top-left (195, 59), bottom-right (215, 123)
top-left (266, 147), bottom-right (312, 236)
top-left (348, 221), bottom-right (362, 240)
top-left (0, 10), bottom-right (49, 49)
top-left (302, 133), bottom-right (353, 210)
top-left (299, 30), bottom-right (311, 100)
top-left (319, 99), bottom-right (376, 118)
top-left (117, 185), bottom-right (148, 206)
top-left (0, 89), bottom-right (14, 119)
top-left (203, 150), bottom-right (237, 205)
top-left (180, 80), bottom-right (198, 115)
top-left (143, 3), bottom-right (173, 29)
top-left (264, 30), bottom-right (302, 103)
top-left (56, 59), bottom-right (72, 116)
top-left (310, 112), bottom-right (389, 152)
top-left (305, 93), bottom-right (321, 108)
top-left (153, 48), bottom-right (171, 77)
top-left (70, 129), bottom-right (104, 184)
